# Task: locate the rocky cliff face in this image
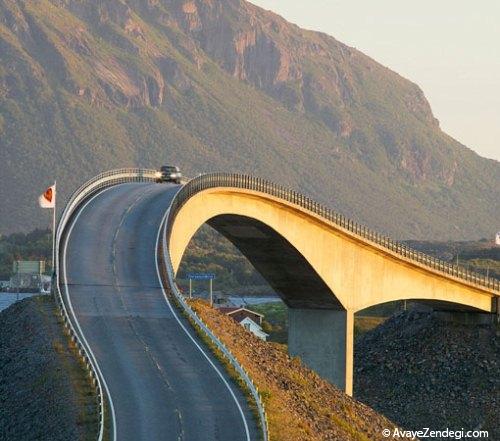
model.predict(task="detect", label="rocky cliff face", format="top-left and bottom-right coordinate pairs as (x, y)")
top-left (0, 0), bottom-right (436, 124)
top-left (170, 0), bottom-right (439, 131)
top-left (0, 0), bottom-right (499, 239)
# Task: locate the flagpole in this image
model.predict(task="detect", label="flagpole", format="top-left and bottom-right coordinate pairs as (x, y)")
top-left (52, 180), bottom-right (56, 279)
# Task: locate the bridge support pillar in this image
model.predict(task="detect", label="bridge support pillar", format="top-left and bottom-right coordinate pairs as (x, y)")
top-left (288, 308), bottom-right (354, 396)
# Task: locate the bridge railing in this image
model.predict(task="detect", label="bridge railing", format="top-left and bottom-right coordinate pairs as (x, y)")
top-left (170, 173), bottom-right (500, 294)
top-left (55, 168), bottom-right (157, 441)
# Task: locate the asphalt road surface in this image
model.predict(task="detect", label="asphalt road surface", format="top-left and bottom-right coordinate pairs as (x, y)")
top-left (62, 182), bottom-right (258, 441)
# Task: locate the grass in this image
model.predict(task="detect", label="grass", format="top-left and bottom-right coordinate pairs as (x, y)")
top-left (463, 258), bottom-right (500, 279)
top-left (251, 302), bottom-right (288, 343)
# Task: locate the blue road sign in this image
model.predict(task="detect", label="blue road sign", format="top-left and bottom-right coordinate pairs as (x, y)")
top-left (187, 273), bottom-right (216, 280)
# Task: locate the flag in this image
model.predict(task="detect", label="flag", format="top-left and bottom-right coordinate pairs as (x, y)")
top-left (39, 184), bottom-right (56, 208)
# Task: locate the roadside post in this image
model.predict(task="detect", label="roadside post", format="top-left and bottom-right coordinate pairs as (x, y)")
top-left (186, 273), bottom-right (216, 306)
top-left (209, 278), bottom-right (213, 307)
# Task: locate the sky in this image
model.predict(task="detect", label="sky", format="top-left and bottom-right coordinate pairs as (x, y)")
top-left (250, 0), bottom-right (500, 161)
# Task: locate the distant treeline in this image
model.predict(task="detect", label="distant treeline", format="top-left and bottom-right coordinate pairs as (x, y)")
top-left (1, 227), bottom-right (498, 287)
top-left (406, 239), bottom-right (500, 279)
top-left (178, 225), bottom-right (269, 293)
top-left (0, 229), bottom-right (52, 279)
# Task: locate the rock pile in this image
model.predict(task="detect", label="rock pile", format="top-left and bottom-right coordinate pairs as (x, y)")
top-left (0, 297), bottom-right (97, 441)
top-left (355, 310), bottom-right (499, 440)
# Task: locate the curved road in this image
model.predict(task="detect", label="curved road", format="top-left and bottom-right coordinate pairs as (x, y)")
top-left (61, 182), bottom-right (258, 441)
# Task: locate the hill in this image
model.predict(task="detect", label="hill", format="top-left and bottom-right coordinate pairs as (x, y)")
top-left (0, 228), bottom-right (52, 278)
top-left (1, 0), bottom-right (499, 239)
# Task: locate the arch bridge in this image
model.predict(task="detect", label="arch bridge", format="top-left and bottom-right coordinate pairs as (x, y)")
top-left (166, 173), bottom-right (500, 395)
top-left (55, 169), bottom-right (499, 408)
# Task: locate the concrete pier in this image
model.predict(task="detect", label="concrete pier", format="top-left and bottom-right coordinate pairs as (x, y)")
top-left (288, 308), bottom-right (354, 395)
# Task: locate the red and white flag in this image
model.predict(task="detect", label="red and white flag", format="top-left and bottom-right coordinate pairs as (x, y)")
top-left (39, 184), bottom-right (56, 208)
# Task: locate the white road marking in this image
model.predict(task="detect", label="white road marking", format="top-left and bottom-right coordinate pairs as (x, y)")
top-left (154, 210), bottom-right (252, 441)
top-left (62, 186), bottom-right (118, 441)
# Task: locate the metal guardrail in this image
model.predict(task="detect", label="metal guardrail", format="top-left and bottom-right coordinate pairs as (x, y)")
top-left (160, 213), bottom-right (270, 441)
top-left (55, 168), bottom-right (157, 441)
top-left (168, 173), bottom-right (500, 294)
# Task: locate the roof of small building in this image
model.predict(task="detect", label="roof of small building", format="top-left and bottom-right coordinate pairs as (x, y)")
top-left (238, 316), bottom-right (269, 336)
top-left (217, 306), bottom-right (264, 317)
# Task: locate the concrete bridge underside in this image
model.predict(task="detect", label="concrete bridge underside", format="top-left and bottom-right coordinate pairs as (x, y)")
top-left (168, 188), bottom-right (499, 395)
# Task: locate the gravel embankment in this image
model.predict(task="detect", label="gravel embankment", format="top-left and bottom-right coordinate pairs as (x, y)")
top-left (189, 299), bottom-right (398, 441)
top-left (0, 296), bottom-right (98, 441)
top-left (355, 310), bottom-right (499, 440)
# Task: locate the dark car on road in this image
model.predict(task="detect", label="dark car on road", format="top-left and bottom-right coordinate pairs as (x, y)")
top-left (155, 165), bottom-right (182, 184)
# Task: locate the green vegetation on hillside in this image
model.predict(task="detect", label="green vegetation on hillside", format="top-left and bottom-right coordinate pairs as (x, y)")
top-left (408, 239), bottom-right (500, 279)
top-left (462, 259), bottom-right (500, 279)
top-left (252, 302), bottom-right (288, 343)
top-left (178, 225), bottom-right (269, 292)
top-left (0, 229), bottom-right (52, 279)
top-left (0, 0), bottom-right (499, 241)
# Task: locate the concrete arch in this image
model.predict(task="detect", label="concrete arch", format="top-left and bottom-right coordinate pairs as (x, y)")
top-left (168, 186), bottom-right (498, 395)
top-left (206, 214), bottom-right (343, 310)
top-left (169, 187), bottom-right (495, 313)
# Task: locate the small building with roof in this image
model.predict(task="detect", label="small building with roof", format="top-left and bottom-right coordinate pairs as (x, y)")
top-left (217, 306), bottom-right (268, 341)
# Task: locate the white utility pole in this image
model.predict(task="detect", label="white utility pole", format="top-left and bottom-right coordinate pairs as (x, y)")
top-left (52, 180), bottom-right (57, 277)
top-left (209, 278), bottom-right (213, 307)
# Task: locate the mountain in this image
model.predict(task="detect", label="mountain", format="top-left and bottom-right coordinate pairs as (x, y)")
top-left (1, 0), bottom-right (499, 239)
